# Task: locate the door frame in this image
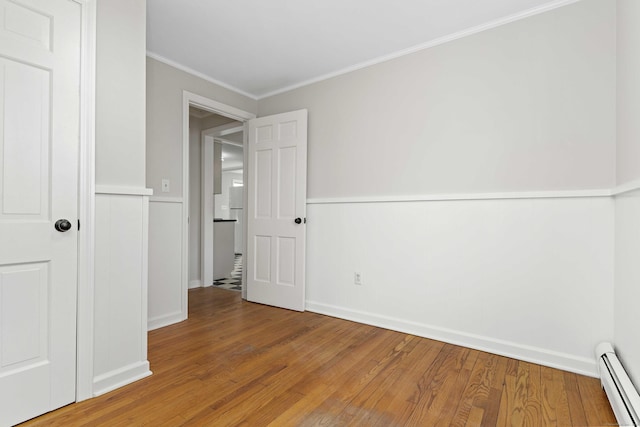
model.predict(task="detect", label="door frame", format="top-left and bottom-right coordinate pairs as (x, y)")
top-left (200, 122), bottom-right (244, 289)
top-left (182, 91), bottom-right (255, 316)
top-left (75, 0), bottom-right (96, 402)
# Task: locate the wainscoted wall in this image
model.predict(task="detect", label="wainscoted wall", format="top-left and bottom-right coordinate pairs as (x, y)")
top-left (615, 0), bottom-right (640, 389)
top-left (615, 188), bottom-right (640, 386)
top-left (305, 194), bottom-right (615, 376)
top-left (148, 197), bottom-right (184, 330)
top-left (94, 188), bottom-right (152, 395)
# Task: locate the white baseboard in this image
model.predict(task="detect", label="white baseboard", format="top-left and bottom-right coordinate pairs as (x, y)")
top-left (306, 300), bottom-right (598, 377)
top-left (93, 361), bottom-right (152, 397)
top-left (189, 279), bottom-right (202, 289)
top-left (148, 311), bottom-right (186, 331)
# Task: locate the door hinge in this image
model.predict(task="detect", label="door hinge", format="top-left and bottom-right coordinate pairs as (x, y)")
top-left (78, 219), bottom-right (81, 231)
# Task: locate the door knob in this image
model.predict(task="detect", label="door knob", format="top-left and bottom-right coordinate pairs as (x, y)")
top-left (294, 217), bottom-right (302, 224)
top-left (55, 219), bottom-right (72, 232)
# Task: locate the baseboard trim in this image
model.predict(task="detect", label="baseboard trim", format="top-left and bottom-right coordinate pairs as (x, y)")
top-left (305, 300), bottom-right (597, 377)
top-left (93, 361), bottom-right (152, 397)
top-left (148, 311), bottom-right (186, 331)
top-left (189, 279), bottom-right (202, 289)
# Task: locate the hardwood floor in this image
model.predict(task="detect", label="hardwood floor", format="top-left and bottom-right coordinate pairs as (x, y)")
top-left (23, 287), bottom-right (616, 426)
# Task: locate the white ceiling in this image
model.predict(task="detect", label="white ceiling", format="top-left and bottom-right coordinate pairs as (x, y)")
top-left (147, 0), bottom-right (576, 99)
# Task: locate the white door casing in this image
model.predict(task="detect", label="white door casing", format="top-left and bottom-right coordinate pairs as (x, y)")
top-left (247, 110), bottom-right (308, 311)
top-left (0, 0), bottom-right (80, 425)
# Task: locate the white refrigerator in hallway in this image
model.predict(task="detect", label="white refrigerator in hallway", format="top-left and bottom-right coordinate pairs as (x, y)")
top-left (229, 186), bottom-right (243, 254)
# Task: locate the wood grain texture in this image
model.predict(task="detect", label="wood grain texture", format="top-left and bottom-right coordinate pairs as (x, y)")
top-left (22, 287), bottom-right (617, 426)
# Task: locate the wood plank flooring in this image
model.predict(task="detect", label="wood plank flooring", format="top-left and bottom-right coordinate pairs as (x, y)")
top-left (22, 287), bottom-right (616, 426)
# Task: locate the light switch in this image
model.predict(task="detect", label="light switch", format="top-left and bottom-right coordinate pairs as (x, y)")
top-left (161, 179), bottom-right (170, 193)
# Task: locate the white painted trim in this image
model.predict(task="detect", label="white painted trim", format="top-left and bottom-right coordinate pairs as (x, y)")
top-left (189, 279), bottom-right (203, 289)
top-left (306, 300), bottom-right (598, 378)
top-left (201, 134), bottom-right (214, 289)
top-left (147, 52), bottom-right (258, 100)
top-left (307, 188), bottom-right (612, 205)
top-left (257, 0), bottom-right (582, 99)
top-left (612, 178), bottom-right (640, 196)
top-left (149, 196), bottom-right (183, 204)
top-left (202, 122), bottom-right (244, 137)
top-left (182, 91), bottom-right (255, 324)
top-left (185, 91), bottom-right (256, 122)
top-left (95, 186), bottom-right (153, 196)
top-left (92, 361), bottom-right (152, 397)
top-left (75, 0), bottom-right (97, 403)
top-left (148, 311), bottom-right (185, 331)
top-left (140, 195), bottom-right (150, 364)
top-left (241, 123), bottom-right (248, 301)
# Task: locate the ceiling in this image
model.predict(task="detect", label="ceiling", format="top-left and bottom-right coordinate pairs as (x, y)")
top-left (147, 0), bottom-right (575, 99)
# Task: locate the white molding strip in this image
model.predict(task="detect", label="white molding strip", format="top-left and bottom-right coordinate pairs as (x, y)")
top-left (147, 52), bottom-right (258, 101)
top-left (612, 178), bottom-right (640, 196)
top-left (148, 311), bottom-right (186, 332)
top-left (150, 196), bottom-right (184, 204)
top-left (92, 361), bottom-right (152, 397)
top-left (307, 188), bottom-right (612, 205)
top-left (185, 91), bottom-right (256, 122)
top-left (306, 300), bottom-right (597, 377)
top-left (189, 279), bottom-right (202, 289)
top-left (75, 0), bottom-right (97, 403)
top-left (257, 0), bottom-right (582, 99)
top-left (95, 186), bottom-right (153, 196)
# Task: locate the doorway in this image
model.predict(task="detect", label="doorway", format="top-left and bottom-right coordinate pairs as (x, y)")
top-left (181, 92), bottom-right (255, 315)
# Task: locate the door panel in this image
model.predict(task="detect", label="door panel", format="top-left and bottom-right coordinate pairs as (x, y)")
top-left (0, 0), bottom-right (80, 425)
top-left (1, 58), bottom-right (50, 217)
top-left (247, 110), bottom-right (307, 311)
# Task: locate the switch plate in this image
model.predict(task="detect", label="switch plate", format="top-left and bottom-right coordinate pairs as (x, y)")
top-left (161, 179), bottom-right (170, 193)
top-left (354, 272), bottom-right (362, 286)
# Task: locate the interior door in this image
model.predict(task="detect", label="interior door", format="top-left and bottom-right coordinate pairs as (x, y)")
top-left (246, 110), bottom-right (307, 311)
top-left (0, 0), bottom-right (80, 425)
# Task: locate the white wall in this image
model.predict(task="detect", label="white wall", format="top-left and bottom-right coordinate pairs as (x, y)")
top-left (306, 197), bottom-right (614, 375)
top-left (148, 199), bottom-right (182, 330)
top-left (94, 193), bottom-right (150, 394)
top-left (614, 0), bottom-right (640, 390)
top-left (258, 0), bottom-right (615, 199)
top-left (147, 59), bottom-right (257, 327)
top-left (257, 0), bottom-right (616, 376)
top-left (215, 170), bottom-right (243, 219)
top-left (93, 0), bottom-right (151, 394)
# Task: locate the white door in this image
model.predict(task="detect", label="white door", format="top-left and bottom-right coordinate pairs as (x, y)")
top-left (246, 110), bottom-right (307, 311)
top-left (0, 0), bottom-right (80, 425)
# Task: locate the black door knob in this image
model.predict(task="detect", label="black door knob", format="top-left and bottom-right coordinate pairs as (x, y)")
top-left (55, 219), bottom-right (72, 232)
top-left (294, 217), bottom-right (302, 224)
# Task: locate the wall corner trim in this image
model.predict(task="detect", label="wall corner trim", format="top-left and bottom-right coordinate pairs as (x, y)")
top-left (147, 51), bottom-right (258, 101)
top-left (612, 178), bottom-right (640, 196)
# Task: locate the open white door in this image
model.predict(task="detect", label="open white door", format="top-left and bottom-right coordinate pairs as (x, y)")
top-left (0, 0), bottom-right (80, 425)
top-left (246, 110), bottom-right (307, 311)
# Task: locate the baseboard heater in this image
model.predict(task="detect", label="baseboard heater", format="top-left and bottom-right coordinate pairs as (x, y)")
top-left (596, 342), bottom-right (640, 426)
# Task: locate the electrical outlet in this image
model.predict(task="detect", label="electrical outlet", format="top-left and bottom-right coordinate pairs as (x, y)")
top-left (354, 272), bottom-right (363, 286)
top-left (161, 179), bottom-right (170, 193)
